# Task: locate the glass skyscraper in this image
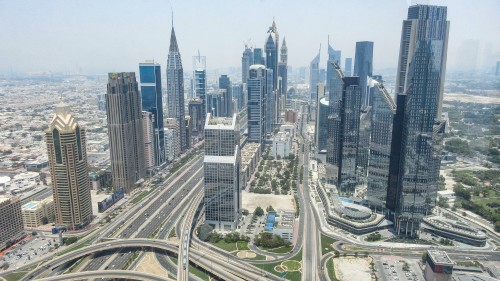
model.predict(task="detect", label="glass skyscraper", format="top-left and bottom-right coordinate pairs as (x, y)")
top-left (366, 81), bottom-right (396, 211)
top-left (354, 41), bottom-right (374, 106)
top-left (166, 26), bottom-right (187, 152)
top-left (204, 113), bottom-right (241, 231)
top-left (247, 65), bottom-right (269, 147)
top-left (219, 75), bottom-right (232, 117)
top-left (309, 48), bottom-right (320, 101)
top-left (388, 5), bottom-right (449, 237)
top-left (192, 54), bottom-right (207, 122)
top-left (139, 61), bottom-right (165, 166)
top-left (242, 45), bottom-right (254, 84)
top-left (326, 38), bottom-right (342, 94)
top-left (265, 20), bottom-right (279, 91)
top-left (326, 63), bottom-right (361, 196)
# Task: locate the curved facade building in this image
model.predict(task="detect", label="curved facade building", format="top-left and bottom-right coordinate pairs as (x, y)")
top-left (45, 104), bottom-right (93, 230)
top-left (315, 97), bottom-right (329, 152)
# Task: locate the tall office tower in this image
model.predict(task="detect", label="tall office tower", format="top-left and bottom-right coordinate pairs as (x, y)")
top-left (344, 58), bottom-right (352, 77)
top-left (232, 84), bottom-right (244, 112)
top-left (278, 37), bottom-right (288, 114)
top-left (185, 116), bottom-right (192, 148)
top-left (354, 41), bottom-right (374, 105)
top-left (357, 105), bottom-right (371, 177)
top-left (142, 111), bottom-right (155, 173)
top-left (45, 104), bottom-right (93, 230)
top-left (166, 26), bottom-right (187, 152)
top-left (139, 61), bottom-right (165, 166)
top-left (0, 196), bottom-right (23, 250)
top-left (265, 68), bottom-right (275, 135)
top-left (247, 65), bottom-right (268, 147)
top-left (326, 63), bottom-right (361, 195)
top-left (315, 83), bottom-right (329, 152)
top-left (242, 45), bottom-right (254, 84)
top-left (326, 37), bottom-right (342, 93)
top-left (204, 113), bottom-right (241, 231)
top-left (206, 90), bottom-right (225, 117)
top-left (366, 80), bottom-right (396, 211)
top-left (387, 5), bottom-right (449, 237)
top-left (192, 54), bottom-right (207, 118)
top-left (253, 48), bottom-right (265, 65)
top-left (97, 94), bottom-right (106, 111)
top-left (189, 98), bottom-right (204, 136)
top-left (106, 72), bottom-right (146, 193)
top-left (265, 20), bottom-right (279, 91)
top-left (165, 118), bottom-right (180, 160)
top-left (219, 75), bottom-right (233, 117)
top-left (310, 47), bottom-right (321, 101)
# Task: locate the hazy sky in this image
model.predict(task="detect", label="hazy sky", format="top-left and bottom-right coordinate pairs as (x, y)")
top-left (1, 0), bottom-right (499, 75)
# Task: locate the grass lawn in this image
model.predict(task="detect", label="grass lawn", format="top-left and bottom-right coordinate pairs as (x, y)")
top-left (189, 264), bottom-right (210, 281)
top-left (259, 245), bottom-right (293, 254)
top-left (130, 190), bottom-right (151, 204)
top-left (212, 240), bottom-right (238, 252)
top-left (321, 233), bottom-right (338, 255)
top-left (282, 260), bottom-right (301, 271)
top-left (327, 258), bottom-right (339, 281)
top-left (168, 228), bottom-right (176, 238)
top-left (3, 271), bottom-right (29, 281)
top-left (251, 249), bottom-right (302, 281)
top-left (236, 241), bottom-right (249, 251)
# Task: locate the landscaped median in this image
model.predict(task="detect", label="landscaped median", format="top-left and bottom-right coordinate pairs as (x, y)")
top-left (250, 249), bottom-right (303, 281)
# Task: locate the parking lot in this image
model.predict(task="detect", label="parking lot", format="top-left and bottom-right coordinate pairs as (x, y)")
top-left (375, 256), bottom-right (424, 281)
top-left (1, 234), bottom-right (57, 270)
top-left (238, 214), bottom-right (265, 238)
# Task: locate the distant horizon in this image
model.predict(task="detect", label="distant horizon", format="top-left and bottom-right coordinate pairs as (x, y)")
top-left (1, 0), bottom-right (499, 75)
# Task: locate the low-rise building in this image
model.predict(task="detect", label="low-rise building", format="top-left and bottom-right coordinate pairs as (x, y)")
top-left (437, 190), bottom-right (456, 204)
top-left (264, 209), bottom-right (295, 242)
top-left (272, 131), bottom-right (291, 159)
top-left (21, 197), bottom-right (55, 228)
top-left (424, 250), bottom-right (454, 281)
top-left (240, 142), bottom-right (261, 189)
top-left (0, 195), bottom-right (24, 250)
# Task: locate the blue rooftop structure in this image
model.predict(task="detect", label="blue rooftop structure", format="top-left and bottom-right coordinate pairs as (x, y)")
top-left (265, 223), bottom-right (274, 231)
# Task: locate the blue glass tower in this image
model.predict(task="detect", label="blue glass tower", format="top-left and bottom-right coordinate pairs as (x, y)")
top-left (388, 5), bottom-right (449, 237)
top-left (139, 62), bottom-right (165, 166)
top-left (354, 41), bottom-right (374, 105)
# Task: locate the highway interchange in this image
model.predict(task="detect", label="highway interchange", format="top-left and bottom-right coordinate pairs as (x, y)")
top-left (5, 106), bottom-right (500, 281)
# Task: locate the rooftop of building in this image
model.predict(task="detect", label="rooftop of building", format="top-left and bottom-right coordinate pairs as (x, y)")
top-left (273, 131), bottom-right (290, 141)
top-left (428, 250), bottom-right (454, 266)
top-left (205, 113), bottom-right (237, 129)
top-left (22, 201), bottom-right (39, 210)
top-left (204, 154), bottom-right (237, 164)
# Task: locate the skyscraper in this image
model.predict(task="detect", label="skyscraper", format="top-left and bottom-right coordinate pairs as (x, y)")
top-left (265, 20), bottom-right (279, 91)
top-left (326, 63), bottom-right (361, 195)
top-left (204, 113), bottom-right (241, 231)
top-left (192, 53), bottom-right (207, 121)
top-left (0, 196), bottom-right (23, 250)
top-left (315, 83), bottom-right (329, 152)
top-left (139, 61), bottom-right (165, 166)
top-left (326, 37), bottom-right (342, 93)
top-left (45, 103), bottom-right (93, 230)
top-left (142, 111), bottom-right (155, 173)
top-left (344, 58), bottom-right (352, 77)
top-left (387, 5), bottom-right (449, 237)
top-left (219, 75), bottom-right (233, 117)
top-left (354, 41), bottom-right (374, 105)
top-left (265, 68), bottom-right (275, 135)
top-left (247, 65), bottom-right (268, 147)
top-left (242, 45), bottom-right (254, 84)
top-left (166, 26), bottom-right (187, 152)
top-left (366, 80), bottom-right (396, 211)
top-left (106, 72), bottom-right (146, 193)
top-left (188, 98), bottom-right (204, 136)
top-left (310, 47), bottom-right (320, 101)
top-left (278, 37), bottom-right (288, 115)
top-left (253, 48), bottom-right (265, 65)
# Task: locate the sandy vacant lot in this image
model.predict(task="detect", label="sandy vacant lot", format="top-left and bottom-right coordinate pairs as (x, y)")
top-left (135, 252), bottom-right (172, 280)
top-left (443, 92), bottom-right (500, 104)
top-left (334, 257), bottom-right (372, 281)
top-left (242, 191), bottom-right (295, 213)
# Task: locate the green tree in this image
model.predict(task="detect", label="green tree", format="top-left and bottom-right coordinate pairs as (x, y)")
top-left (254, 206), bottom-right (264, 217)
top-left (266, 205), bottom-right (275, 212)
top-left (454, 183), bottom-right (471, 200)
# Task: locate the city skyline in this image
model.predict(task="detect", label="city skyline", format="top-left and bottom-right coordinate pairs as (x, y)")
top-left (0, 1), bottom-right (499, 75)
